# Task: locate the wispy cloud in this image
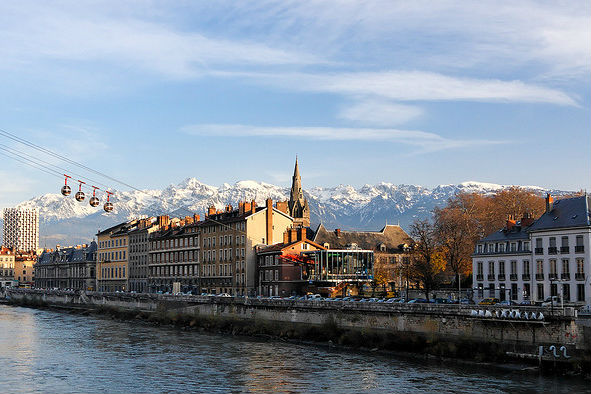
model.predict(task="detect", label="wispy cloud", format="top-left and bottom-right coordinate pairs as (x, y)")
top-left (181, 123), bottom-right (507, 153)
top-left (234, 70), bottom-right (577, 106)
top-left (338, 100), bottom-right (424, 126)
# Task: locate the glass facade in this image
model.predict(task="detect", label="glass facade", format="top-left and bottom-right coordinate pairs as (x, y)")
top-left (302, 250), bottom-right (374, 283)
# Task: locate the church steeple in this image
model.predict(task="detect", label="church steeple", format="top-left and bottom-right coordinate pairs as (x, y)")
top-left (288, 157), bottom-right (310, 227)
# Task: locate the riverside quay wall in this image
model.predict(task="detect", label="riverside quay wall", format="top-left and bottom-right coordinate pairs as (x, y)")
top-left (5, 289), bottom-right (591, 370)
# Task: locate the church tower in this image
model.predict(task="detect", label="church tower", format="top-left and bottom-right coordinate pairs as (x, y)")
top-left (288, 158), bottom-right (310, 227)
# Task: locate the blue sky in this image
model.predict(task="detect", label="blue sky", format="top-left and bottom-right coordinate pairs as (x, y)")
top-left (0, 1), bottom-right (589, 208)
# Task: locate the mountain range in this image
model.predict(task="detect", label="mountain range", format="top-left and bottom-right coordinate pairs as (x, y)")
top-left (2, 178), bottom-right (571, 247)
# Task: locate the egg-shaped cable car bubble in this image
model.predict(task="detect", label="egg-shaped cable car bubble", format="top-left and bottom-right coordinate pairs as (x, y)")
top-left (103, 191), bottom-right (114, 213)
top-left (75, 180), bottom-right (86, 202)
top-left (89, 186), bottom-right (100, 207)
top-left (61, 174), bottom-right (72, 196)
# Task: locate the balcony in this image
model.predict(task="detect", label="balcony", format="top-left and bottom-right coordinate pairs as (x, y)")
top-left (509, 274), bottom-right (518, 281)
top-left (476, 274), bottom-right (484, 281)
top-left (560, 246), bottom-right (570, 254)
top-left (535, 248), bottom-right (543, 255)
top-left (536, 273), bottom-right (544, 280)
top-left (497, 274), bottom-right (505, 281)
top-left (561, 273), bottom-right (570, 280)
top-left (487, 274), bottom-right (495, 281)
top-left (548, 247), bottom-right (558, 255)
top-left (575, 273), bottom-right (585, 281)
top-left (522, 274), bottom-right (531, 281)
top-left (575, 245), bottom-right (585, 253)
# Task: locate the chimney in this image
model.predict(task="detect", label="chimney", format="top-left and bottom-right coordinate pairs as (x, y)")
top-left (266, 198), bottom-right (273, 245)
top-left (208, 205), bottom-right (216, 216)
top-left (335, 228), bottom-right (341, 237)
top-left (238, 202), bottom-right (245, 215)
top-left (506, 215), bottom-right (516, 231)
top-left (226, 204), bottom-right (233, 213)
top-left (251, 199), bottom-right (256, 214)
top-left (520, 212), bottom-right (535, 227)
top-left (545, 194), bottom-right (554, 213)
top-left (193, 214), bottom-right (200, 222)
top-left (283, 230), bottom-right (289, 244)
top-left (158, 215), bottom-right (170, 228)
top-left (290, 227), bottom-right (297, 242)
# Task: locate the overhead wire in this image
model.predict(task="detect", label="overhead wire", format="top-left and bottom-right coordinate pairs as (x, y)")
top-left (0, 128), bottom-right (254, 234)
top-left (0, 143), bottom-right (110, 191)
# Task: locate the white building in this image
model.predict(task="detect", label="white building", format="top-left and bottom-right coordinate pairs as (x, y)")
top-left (473, 194), bottom-right (591, 306)
top-left (2, 207), bottom-right (39, 252)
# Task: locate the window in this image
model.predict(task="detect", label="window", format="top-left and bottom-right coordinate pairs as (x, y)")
top-left (577, 258), bottom-right (585, 274)
top-left (562, 259), bottom-right (570, 274)
top-left (499, 261), bottom-right (505, 275)
top-left (523, 283), bottom-right (530, 299)
top-left (537, 284), bottom-right (544, 300)
top-left (562, 236), bottom-right (569, 247)
top-left (477, 244), bottom-right (483, 254)
top-left (477, 283), bottom-right (483, 298)
top-left (477, 262), bottom-right (483, 277)
top-left (511, 283), bottom-right (518, 300)
top-left (488, 261), bottom-right (495, 275)
top-left (549, 259), bottom-right (557, 277)
top-left (577, 284), bottom-right (585, 302)
top-left (523, 260), bottom-right (530, 275)
top-left (563, 284), bottom-right (571, 302)
top-left (510, 260), bottom-right (517, 275)
top-left (549, 237), bottom-right (556, 247)
top-left (536, 238), bottom-right (542, 248)
top-left (536, 260), bottom-right (544, 274)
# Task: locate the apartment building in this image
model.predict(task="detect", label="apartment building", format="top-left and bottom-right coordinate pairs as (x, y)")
top-left (473, 194), bottom-right (591, 305)
top-left (148, 215), bottom-right (201, 294)
top-left (0, 247), bottom-right (15, 288)
top-left (96, 221), bottom-right (134, 292)
top-left (129, 217), bottom-right (162, 293)
top-left (3, 207), bottom-right (39, 252)
top-left (200, 198), bottom-right (294, 296)
top-left (35, 243), bottom-right (97, 290)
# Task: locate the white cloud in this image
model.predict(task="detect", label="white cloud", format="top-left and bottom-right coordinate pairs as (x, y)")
top-left (338, 101), bottom-right (423, 126)
top-left (181, 123), bottom-right (507, 153)
top-left (224, 70), bottom-right (577, 106)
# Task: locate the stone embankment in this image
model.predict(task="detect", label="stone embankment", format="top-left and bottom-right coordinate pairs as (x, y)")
top-left (5, 289), bottom-right (591, 372)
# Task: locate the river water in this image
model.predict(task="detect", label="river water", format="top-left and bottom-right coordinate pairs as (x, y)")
top-left (0, 305), bottom-right (588, 394)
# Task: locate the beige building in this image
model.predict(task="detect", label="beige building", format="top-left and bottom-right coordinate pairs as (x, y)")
top-left (14, 251), bottom-right (36, 286)
top-left (200, 198), bottom-right (294, 296)
top-left (0, 247), bottom-right (15, 288)
top-left (97, 221), bottom-right (134, 292)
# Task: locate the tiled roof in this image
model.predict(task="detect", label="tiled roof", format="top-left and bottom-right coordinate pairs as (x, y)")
top-left (527, 195), bottom-right (591, 232)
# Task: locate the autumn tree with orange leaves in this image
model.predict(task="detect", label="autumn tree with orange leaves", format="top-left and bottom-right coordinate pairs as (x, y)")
top-left (410, 218), bottom-right (446, 300)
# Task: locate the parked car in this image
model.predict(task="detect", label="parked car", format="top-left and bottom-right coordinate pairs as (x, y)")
top-left (541, 296), bottom-right (561, 307)
top-left (340, 297), bottom-right (354, 302)
top-left (459, 298), bottom-right (475, 305)
top-left (519, 300), bottom-right (534, 306)
top-left (478, 298), bottom-right (500, 305)
top-left (217, 293), bottom-right (232, 297)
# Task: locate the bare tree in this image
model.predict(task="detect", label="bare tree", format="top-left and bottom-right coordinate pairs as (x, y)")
top-left (410, 219), bottom-right (445, 300)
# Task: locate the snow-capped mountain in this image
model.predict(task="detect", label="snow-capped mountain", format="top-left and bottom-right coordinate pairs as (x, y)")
top-left (2, 179), bottom-right (570, 247)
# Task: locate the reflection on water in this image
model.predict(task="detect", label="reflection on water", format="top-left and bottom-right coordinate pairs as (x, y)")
top-left (0, 305), bottom-right (588, 394)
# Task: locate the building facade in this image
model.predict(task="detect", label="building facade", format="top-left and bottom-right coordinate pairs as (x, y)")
top-left (96, 222), bottom-right (133, 292)
top-left (148, 216), bottom-right (201, 294)
top-left (14, 251), bottom-right (36, 286)
top-left (3, 207), bottom-right (39, 252)
top-left (313, 224), bottom-right (413, 293)
top-left (129, 217), bottom-right (162, 293)
top-left (257, 227), bottom-right (325, 297)
top-left (34, 243), bottom-right (97, 290)
top-left (200, 198), bottom-right (294, 296)
top-left (473, 195), bottom-right (591, 305)
top-left (0, 247), bottom-right (16, 288)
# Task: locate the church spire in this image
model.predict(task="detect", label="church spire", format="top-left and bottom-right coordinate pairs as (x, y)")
top-left (288, 157), bottom-right (310, 227)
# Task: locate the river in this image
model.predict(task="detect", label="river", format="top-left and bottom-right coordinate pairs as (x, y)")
top-left (0, 305), bottom-right (588, 393)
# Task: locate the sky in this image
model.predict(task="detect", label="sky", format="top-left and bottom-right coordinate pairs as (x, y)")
top-left (0, 1), bottom-right (589, 209)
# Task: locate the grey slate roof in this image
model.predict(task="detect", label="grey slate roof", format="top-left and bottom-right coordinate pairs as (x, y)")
top-left (527, 195), bottom-right (591, 232)
top-left (480, 226), bottom-right (529, 242)
top-left (312, 224), bottom-right (413, 252)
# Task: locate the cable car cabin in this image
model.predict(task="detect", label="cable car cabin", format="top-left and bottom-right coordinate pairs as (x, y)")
top-left (89, 196), bottom-right (100, 207)
top-left (103, 202), bottom-right (113, 213)
top-left (75, 191), bottom-right (85, 202)
top-left (61, 185), bottom-right (71, 196)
